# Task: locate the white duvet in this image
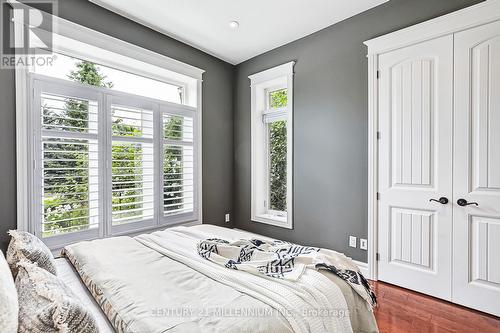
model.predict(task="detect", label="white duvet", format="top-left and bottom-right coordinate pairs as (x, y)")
top-left (136, 227), bottom-right (353, 333)
top-left (63, 225), bottom-right (378, 333)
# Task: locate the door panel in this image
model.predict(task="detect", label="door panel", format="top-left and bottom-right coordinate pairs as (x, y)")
top-left (390, 208), bottom-right (434, 269)
top-left (378, 35), bottom-right (453, 300)
top-left (390, 59), bottom-right (433, 187)
top-left (453, 19), bottom-right (500, 317)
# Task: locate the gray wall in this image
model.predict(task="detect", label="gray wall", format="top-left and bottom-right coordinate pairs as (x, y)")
top-left (0, 0), bottom-right (234, 251)
top-left (233, 0), bottom-right (484, 262)
top-left (0, 0), bottom-right (486, 257)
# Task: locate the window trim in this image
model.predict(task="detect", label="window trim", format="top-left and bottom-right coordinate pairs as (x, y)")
top-left (15, 6), bottom-right (204, 244)
top-left (249, 62), bottom-right (294, 229)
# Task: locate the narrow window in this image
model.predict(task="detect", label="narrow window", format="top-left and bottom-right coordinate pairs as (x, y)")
top-left (267, 89), bottom-right (288, 215)
top-left (249, 62), bottom-right (294, 229)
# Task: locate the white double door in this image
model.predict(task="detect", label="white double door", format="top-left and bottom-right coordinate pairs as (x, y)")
top-left (377, 20), bottom-right (500, 316)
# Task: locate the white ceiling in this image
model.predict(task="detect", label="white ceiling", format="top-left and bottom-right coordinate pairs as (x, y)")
top-left (90, 0), bottom-right (388, 65)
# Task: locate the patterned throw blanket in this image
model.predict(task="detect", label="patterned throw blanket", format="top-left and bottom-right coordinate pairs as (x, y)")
top-left (197, 238), bottom-right (377, 308)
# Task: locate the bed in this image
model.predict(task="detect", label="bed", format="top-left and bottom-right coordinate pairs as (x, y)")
top-left (54, 258), bottom-right (115, 333)
top-left (57, 224), bottom-right (378, 333)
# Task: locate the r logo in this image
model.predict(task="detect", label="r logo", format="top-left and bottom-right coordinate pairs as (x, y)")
top-left (1, 0), bottom-right (57, 58)
top-left (10, 6), bottom-right (48, 49)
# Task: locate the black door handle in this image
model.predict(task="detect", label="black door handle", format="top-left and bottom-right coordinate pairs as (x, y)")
top-left (430, 197), bottom-right (449, 205)
top-left (457, 199), bottom-right (479, 207)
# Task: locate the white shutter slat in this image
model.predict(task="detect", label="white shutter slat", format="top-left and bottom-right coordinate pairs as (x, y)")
top-left (40, 216), bottom-right (98, 225)
top-left (112, 105), bottom-right (154, 139)
top-left (111, 104), bottom-right (155, 226)
top-left (163, 113), bottom-right (195, 217)
top-left (40, 92), bottom-right (100, 239)
top-left (163, 114), bottom-right (194, 143)
top-left (42, 93), bottom-right (98, 135)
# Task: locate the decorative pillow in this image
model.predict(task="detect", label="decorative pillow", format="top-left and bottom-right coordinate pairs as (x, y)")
top-left (16, 261), bottom-right (98, 333)
top-left (0, 251), bottom-right (18, 333)
top-left (6, 230), bottom-right (57, 277)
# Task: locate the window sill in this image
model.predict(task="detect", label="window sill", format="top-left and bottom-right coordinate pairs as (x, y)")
top-left (252, 214), bottom-right (292, 229)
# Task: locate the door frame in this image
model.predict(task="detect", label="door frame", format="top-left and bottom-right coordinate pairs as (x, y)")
top-left (363, 0), bottom-right (500, 280)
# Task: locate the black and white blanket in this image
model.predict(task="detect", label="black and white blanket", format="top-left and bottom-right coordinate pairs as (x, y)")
top-left (137, 227), bottom-right (356, 333)
top-left (197, 238), bottom-right (377, 308)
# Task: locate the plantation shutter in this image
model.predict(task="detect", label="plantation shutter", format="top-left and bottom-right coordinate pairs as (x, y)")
top-left (33, 79), bottom-right (103, 246)
top-left (161, 104), bottom-right (198, 224)
top-left (108, 95), bottom-right (157, 233)
top-left (31, 74), bottom-right (200, 247)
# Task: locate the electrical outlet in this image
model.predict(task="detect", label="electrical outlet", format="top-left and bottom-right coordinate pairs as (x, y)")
top-left (349, 236), bottom-right (357, 248)
top-left (360, 238), bottom-right (368, 250)
top-left (225, 214), bottom-right (230, 223)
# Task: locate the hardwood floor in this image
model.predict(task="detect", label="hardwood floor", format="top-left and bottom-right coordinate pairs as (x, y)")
top-left (371, 281), bottom-right (500, 333)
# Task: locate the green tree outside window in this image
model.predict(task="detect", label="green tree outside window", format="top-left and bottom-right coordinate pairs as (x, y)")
top-left (42, 60), bottom-right (187, 235)
top-left (268, 89), bottom-right (288, 212)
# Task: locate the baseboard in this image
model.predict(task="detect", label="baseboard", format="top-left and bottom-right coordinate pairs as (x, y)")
top-left (353, 260), bottom-right (369, 278)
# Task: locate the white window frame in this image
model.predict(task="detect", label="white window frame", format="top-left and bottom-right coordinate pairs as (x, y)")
top-left (249, 62), bottom-right (294, 229)
top-left (14, 5), bottom-right (204, 248)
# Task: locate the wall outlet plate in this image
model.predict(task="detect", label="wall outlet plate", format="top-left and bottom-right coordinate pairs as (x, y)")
top-left (349, 236), bottom-right (357, 248)
top-left (225, 214), bottom-right (230, 223)
top-left (360, 238), bottom-right (368, 250)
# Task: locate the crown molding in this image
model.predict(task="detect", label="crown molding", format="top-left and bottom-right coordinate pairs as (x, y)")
top-left (364, 0), bottom-right (500, 55)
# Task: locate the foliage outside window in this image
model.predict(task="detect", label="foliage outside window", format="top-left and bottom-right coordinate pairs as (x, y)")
top-left (268, 89), bottom-right (288, 213)
top-left (163, 116), bottom-right (187, 214)
top-left (41, 60), bottom-right (192, 237)
top-left (269, 89), bottom-right (287, 109)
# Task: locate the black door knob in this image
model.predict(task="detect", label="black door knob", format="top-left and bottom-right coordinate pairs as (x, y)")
top-left (457, 199), bottom-right (479, 207)
top-left (430, 197), bottom-right (449, 205)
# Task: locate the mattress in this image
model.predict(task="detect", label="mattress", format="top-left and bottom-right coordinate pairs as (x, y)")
top-left (55, 258), bottom-right (115, 332)
top-left (62, 225), bottom-right (378, 333)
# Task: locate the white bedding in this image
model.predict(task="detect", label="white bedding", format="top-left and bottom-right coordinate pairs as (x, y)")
top-left (135, 226), bottom-right (354, 333)
top-left (54, 258), bottom-right (115, 332)
top-left (62, 225), bottom-right (378, 333)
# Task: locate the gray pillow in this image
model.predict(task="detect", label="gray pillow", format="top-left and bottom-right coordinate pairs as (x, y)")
top-left (0, 251), bottom-right (18, 333)
top-left (16, 261), bottom-right (98, 333)
top-left (6, 230), bottom-right (57, 277)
